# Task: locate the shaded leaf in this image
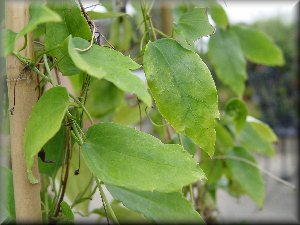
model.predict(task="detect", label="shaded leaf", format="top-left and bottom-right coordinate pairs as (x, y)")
top-left (86, 79), bottom-right (124, 118)
top-left (24, 87), bottom-right (69, 183)
top-left (45, 0), bottom-right (91, 76)
top-left (82, 123), bottom-right (205, 192)
top-left (143, 38), bottom-right (219, 156)
top-left (239, 116), bottom-right (277, 156)
top-left (232, 25), bottom-right (284, 66)
top-left (173, 8), bottom-right (214, 49)
top-left (39, 127), bottom-right (65, 177)
top-left (215, 122), bottom-right (233, 153)
top-left (60, 201), bottom-right (74, 222)
top-left (200, 152), bottom-right (223, 185)
top-left (93, 202), bottom-right (149, 223)
top-left (68, 37), bottom-right (151, 107)
top-left (107, 185), bottom-right (204, 223)
top-left (112, 103), bottom-right (146, 126)
top-left (225, 98), bottom-right (247, 132)
top-left (225, 147), bottom-right (265, 208)
top-left (0, 166), bottom-right (15, 223)
top-left (208, 29), bottom-right (247, 96)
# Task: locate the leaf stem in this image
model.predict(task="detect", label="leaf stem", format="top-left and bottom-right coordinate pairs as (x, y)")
top-left (95, 178), bottom-right (119, 225)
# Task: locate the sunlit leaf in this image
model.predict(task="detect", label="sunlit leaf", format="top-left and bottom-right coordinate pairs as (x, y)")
top-left (68, 37), bottom-right (151, 107)
top-left (143, 38), bottom-right (219, 156)
top-left (82, 123), bottom-right (206, 192)
top-left (24, 87), bottom-right (69, 183)
top-left (173, 7), bottom-right (214, 49)
top-left (209, 3), bottom-right (228, 30)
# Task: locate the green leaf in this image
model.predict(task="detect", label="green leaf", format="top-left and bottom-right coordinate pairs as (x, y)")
top-left (173, 7), bottom-right (214, 49)
top-left (3, 29), bottom-right (17, 55)
top-left (93, 202), bottom-right (149, 223)
top-left (82, 123), bottom-right (205, 192)
top-left (112, 103), bottom-right (146, 126)
top-left (143, 38), bottom-right (219, 157)
top-left (225, 147), bottom-right (265, 208)
top-left (0, 166), bottom-right (15, 223)
top-left (107, 185), bottom-right (204, 223)
top-left (200, 152), bottom-right (223, 185)
top-left (109, 16), bottom-right (133, 51)
top-left (239, 116), bottom-right (277, 156)
top-left (86, 79), bottom-right (124, 118)
top-left (208, 29), bottom-right (247, 97)
top-left (232, 25), bottom-right (284, 66)
top-left (68, 37), bottom-right (151, 107)
top-left (225, 98), bottom-right (248, 132)
top-left (19, 3), bottom-right (61, 37)
top-left (45, 0), bottom-right (91, 76)
top-left (215, 122), bottom-right (233, 153)
top-left (60, 201), bottom-right (74, 222)
top-left (88, 11), bottom-right (126, 19)
top-left (209, 3), bottom-right (228, 30)
top-left (24, 86), bottom-right (69, 183)
top-left (39, 127), bottom-right (65, 177)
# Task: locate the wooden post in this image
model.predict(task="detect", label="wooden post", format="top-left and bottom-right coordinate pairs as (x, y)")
top-left (6, 1), bottom-right (42, 222)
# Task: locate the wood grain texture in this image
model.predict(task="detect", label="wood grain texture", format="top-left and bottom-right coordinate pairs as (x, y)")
top-left (6, 0), bottom-right (42, 222)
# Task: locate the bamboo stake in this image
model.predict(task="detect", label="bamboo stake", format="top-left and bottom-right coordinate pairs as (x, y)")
top-left (6, 1), bottom-right (42, 222)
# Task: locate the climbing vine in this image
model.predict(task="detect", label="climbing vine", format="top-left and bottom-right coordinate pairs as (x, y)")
top-left (2, 0), bottom-right (294, 224)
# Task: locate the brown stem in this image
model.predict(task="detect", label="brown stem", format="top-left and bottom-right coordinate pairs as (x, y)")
top-left (53, 127), bottom-right (71, 217)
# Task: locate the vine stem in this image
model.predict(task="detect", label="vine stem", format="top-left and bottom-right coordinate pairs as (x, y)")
top-left (209, 155), bottom-right (296, 190)
top-left (69, 93), bottom-right (94, 125)
top-left (95, 178), bottom-right (120, 225)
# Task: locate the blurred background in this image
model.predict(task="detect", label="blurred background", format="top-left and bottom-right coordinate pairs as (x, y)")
top-left (0, 0), bottom-right (298, 223)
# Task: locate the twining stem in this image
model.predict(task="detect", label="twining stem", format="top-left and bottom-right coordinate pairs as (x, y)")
top-left (95, 178), bottom-right (120, 225)
top-left (53, 127), bottom-right (72, 218)
top-left (43, 54), bottom-right (56, 85)
top-left (69, 93), bottom-right (94, 125)
top-left (208, 155), bottom-right (297, 190)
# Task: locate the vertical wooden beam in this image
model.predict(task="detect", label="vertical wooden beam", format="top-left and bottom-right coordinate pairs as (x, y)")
top-left (6, 0), bottom-right (42, 222)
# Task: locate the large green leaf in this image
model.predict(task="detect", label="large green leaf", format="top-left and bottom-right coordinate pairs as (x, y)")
top-left (208, 29), bottom-right (247, 97)
top-left (68, 37), bottom-right (151, 107)
top-left (143, 38), bottom-right (219, 156)
top-left (225, 98), bottom-right (248, 132)
top-left (0, 166), bottom-right (15, 223)
top-left (82, 123), bottom-right (205, 192)
top-left (209, 3), bottom-right (228, 30)
top-left (225, 147), bottom-right (265, 208)
top-left (45, 0), bottom-right (91, 76)
top-left (239, 116), bottom-right (277, 156)
top-left (107, 185), bottom-right (204, 223)
top-left (232, 25), bottom-right (284, 66)
top-left (24, 86), bottom-right (69, 183)
top-left (173, 7), bottom-right (214, 49)
top-left (200, 152), bottom-right (223, 185)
